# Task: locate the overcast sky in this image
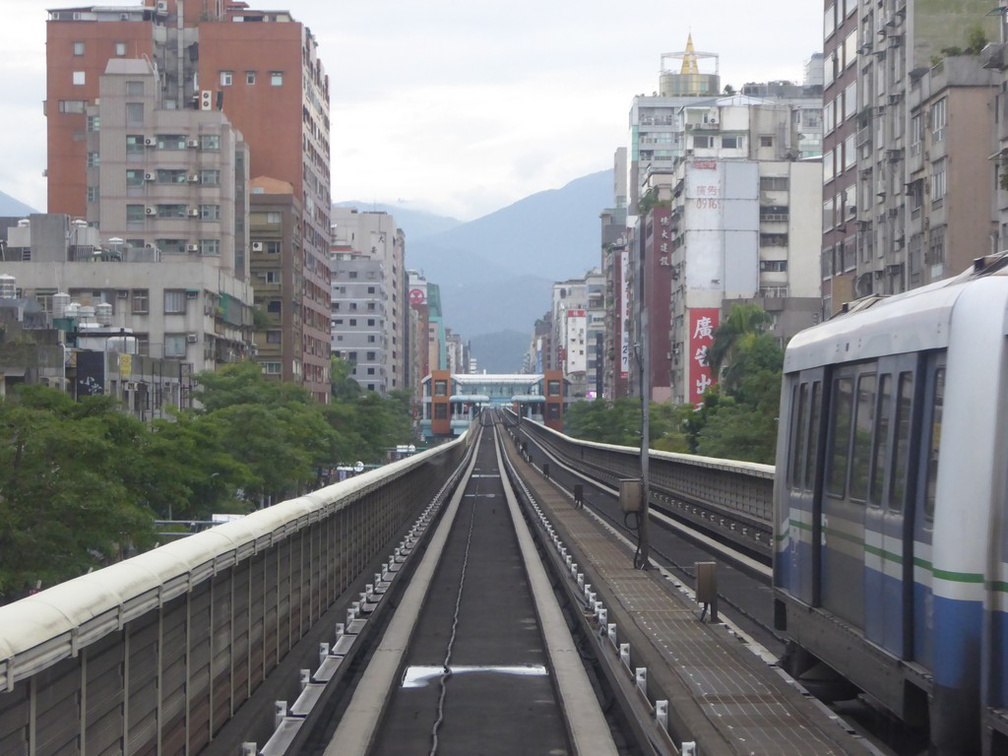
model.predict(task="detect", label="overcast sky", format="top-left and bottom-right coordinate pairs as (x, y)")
top-left (1, 1), bottom-right (821, 221)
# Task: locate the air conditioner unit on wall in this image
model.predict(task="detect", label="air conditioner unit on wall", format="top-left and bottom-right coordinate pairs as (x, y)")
top-left (200, 90), bottom-right (213, 111)
top-left (145, 206), bottom-right (157, 216)
top-left (186, 333), bottom-right (199, 344)
top-left (188, 208), bottom-right (200, 217)
top-left (144, 171), bottom-right (156, 181)
top-left (144, 136), bottom-right (157, 146)
top-left (186, 243), bottom-right (200, 253)
top-left (252, 241), bottom-right (263, 251)
top-left (186, 139), bottom-right (199, 149)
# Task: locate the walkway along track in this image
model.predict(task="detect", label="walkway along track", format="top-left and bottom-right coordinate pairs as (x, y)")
top-left (312, 416), bottom-right (632, 755)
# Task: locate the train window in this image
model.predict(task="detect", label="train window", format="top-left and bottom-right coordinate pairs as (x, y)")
top-left (827, 375), bottom-right (854, 497)
top-left (869, 374), bottom-right (893, 507)
top-left (804, 381), bottom-right (822, 492)
top-left (924, 368), bottom-right (945, 521)
top-left (849, 373), bottom-right (877, 502)
top-left (888, 372), bottom-right (914, 513)
top-left (788, 382), bottom-right (808, 490)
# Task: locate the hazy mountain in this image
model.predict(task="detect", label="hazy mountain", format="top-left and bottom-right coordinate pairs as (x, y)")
top-left (469, 330), bottom-right (533, 374)
top-left (333, 201), bottom-right (461, 240)
top-left (0, 191), bottom-right (39, 217)
top-left (407, 169), bottom-right (612, 289)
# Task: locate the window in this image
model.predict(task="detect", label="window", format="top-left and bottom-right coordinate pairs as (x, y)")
top-left (125, 81), bottom-right (144, 96)
top-left (367, 351), bottom-right (376, 360)
top-left (158, 134), bottom-right (186, 150)
top-left (827, 375), bottom-right (854, 496)
top-left (548, 379), bottom-right (561, 397)
top-left (848, 374), bottom-right (877, 502)
top-left (266, 241), bottom-right (281, 254)
top-left (132, 289), bottom-right (149, 314)
top-left (126, 134), bottom-right (145, 153)
top-left (73, 41), bottom-right (85, 55)
top-left (87, 115), bottom-right (100, 132)
top-left (73, 71), bottom-right (85, 86)
top-left (367, 318), bottom-right (376, 326)
top-left (125, 102), bottom-right (144, 127)
top-left (434, 379), bottom-right (448, 396)
top-left (267, 300), bottom-right (281, 313)
top-left (759, 259), bottom-right (788, 272)
top-left (263, 270), bottom-right (281, 283)
top-left (164, 290), bottom-right (186, 314)
top-left (693, 135), bottom-right (713, 149)
top-left (931, 159), bottom-right (946, 203)
top-left (367, 286), bottom-right (375, 294)
top-left (115, 42), bottom-right (127, 56)
top-left (164, 334), bottom-right (188, 358)
top-left (349, 318), bottom-right (357, 326)
top-left (270, 71), bottom-right (283, 86)
top-left (199, 168), bottom-right (220, 186)
top-left (58, 100), bottom-right (86, 113)
top-left (126, 170), bottom-right (144, 187)
top-left (87, 186), bottom-right (98, 203)
top-left (262, 362), bottom-right (282, 375)
top-left (760, 176), bottom-right (789, 191)
top-left (246, 71), bottom-right (256, 85)
top-left (266, 212), bottom-right (282, 224)
top-left (923, 367), bottom-right (945, 521)
top-left (200, 239), bottom-right (220, 256)
top-left (87, 152), bottom-right (100, 167)
top-left (910, 113), bottom-right (923, 157)
top-left (760, 135), bottom-right (773, 148)
top-left (156, 204), bottom-right (187, 218)
top-left (220, 70), bottom-right (233, 86)
top-left (931, 98), bottom-right (946, 143)
top-left (200, 204), bottom-right (221, 220)
top-left (721, 136), bottom-right (741, 149)
top-left (434, 404), bottom-right (448, 419)
top-left (200, 134), bottom-right (220, 151)
top-left (267, 330), bottom-right (282, 343)
top-left (126, 204), bottom-right (146, 221)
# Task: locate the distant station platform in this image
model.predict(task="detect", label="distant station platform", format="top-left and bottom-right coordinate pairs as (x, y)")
top-left (419, 369), bottom-right (567, 441)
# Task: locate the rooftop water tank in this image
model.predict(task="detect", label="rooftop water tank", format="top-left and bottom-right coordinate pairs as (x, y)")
top-left (95, 302), bottom-right (113, 325)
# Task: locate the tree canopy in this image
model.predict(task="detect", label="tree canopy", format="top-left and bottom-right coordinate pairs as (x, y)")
top-left (0, 360), bottom-right (418, 602)
top-left (564, 303), bottom-right (784, 465)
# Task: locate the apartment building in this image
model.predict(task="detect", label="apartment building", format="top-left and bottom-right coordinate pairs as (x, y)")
top-left (821, 0), bottom-right (999, 313)
top-left (45, 0), bottom-right (331, 399)
top-left (332, 208), bottom-right (408, 394)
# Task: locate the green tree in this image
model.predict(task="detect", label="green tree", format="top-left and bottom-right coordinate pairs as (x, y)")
top-left (707, 303), bottom-right (773, 388)
top-left (192, 362), bottom-right (337, 504)
top-left (0, 387), bottom-right (155, 600)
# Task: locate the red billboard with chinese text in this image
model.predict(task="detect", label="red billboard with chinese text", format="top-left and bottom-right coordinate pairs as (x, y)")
top-left (687, 308), bottom-right (719, 405)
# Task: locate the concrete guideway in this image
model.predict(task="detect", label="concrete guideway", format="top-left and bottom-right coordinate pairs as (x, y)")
top-left (323, 419), bottom-right (619, 755)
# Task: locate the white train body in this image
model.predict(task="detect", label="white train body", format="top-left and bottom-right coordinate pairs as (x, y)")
top-left (772, 254), bottom-right (1008, 754)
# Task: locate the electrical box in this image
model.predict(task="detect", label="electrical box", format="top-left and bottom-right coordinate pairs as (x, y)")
top-left (695, 561), bottom-right (717, 604)
top-left (619, 478), bottom-right (642, 513)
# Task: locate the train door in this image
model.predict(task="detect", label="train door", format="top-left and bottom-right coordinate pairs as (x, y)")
top-left (778, 368), bottom-right (825, 606)
top-left (910, 354), bottom-right (944, 668)
top-left (821, 363), bottom-right (874, 629)
top-left (863, 356), bottom-right (920, 657)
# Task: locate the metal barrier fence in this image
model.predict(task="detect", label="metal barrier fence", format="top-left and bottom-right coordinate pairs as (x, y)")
top-left (518, 417), bottom-right (775, 528)
top-left (0, 433), bottom-right (472, 755)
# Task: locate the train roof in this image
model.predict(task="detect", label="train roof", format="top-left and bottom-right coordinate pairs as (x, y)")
top-left (784, 253), bottom-right (1008, 372)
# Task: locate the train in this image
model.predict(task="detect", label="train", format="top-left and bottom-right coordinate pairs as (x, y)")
top-left (772, 252), bottom-right (1008, 755)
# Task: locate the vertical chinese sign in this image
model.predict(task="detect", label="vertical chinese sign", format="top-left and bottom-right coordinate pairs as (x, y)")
top-left (688, 308), bottom-right (719, 405)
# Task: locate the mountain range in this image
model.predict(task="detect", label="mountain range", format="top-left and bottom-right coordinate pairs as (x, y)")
top-left (0, 191), bottom-right (39, 217)
top-left (2, 170), bottom-right (614, 373)
top-left (338, 168), bottom-right (614, 372)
